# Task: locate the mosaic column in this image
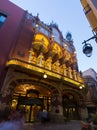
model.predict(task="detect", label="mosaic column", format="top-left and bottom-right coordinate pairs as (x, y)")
top-left (51, 93), bottom-right (64, 123)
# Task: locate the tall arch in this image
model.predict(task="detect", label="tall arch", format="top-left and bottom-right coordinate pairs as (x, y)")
top-left (0, 68), bottom-right (61, 122)
top-left (62, 87), bottom-right (85, 120)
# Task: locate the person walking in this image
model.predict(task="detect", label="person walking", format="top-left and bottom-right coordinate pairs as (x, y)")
top-left (40, 108), bottom-right (48, 123)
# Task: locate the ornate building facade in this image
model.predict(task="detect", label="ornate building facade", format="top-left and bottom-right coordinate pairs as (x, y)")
top-left (0, 0), bottom-right (85, 122)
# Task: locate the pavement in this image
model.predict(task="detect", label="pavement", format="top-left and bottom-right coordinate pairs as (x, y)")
top-left (24, 120), bottom-right (82, 130)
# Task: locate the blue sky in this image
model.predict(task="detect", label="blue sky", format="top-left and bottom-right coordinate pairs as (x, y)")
top-left (9, 0), bottom-right (97, 72)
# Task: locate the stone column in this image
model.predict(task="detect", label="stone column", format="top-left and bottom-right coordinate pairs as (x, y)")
top-left (73, 70), bottom-right (77, 80)
top-left (68, 67), bottom-right (73, 79)
top-left (45, 56), bottom-right (52, 70)
top-left (51, 93), bottom-right (64, 123)
top-left (80, 107), bottom-right (88, 120)
top-left (36, 52), bottom-right (44, 67)
top-left (63, 64), bottom-right (67, 76)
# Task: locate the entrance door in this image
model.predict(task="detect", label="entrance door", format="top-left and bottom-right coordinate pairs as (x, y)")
top-left (25, 105), bottom-right (31, 122)
top-left (63, 95), bottom-right (79, 120)
top-left (17, 96), bottom-right (43, 123)
top-left (63, 106), bottom-right (77, 120)
top-left (25, 105), bottom-right (42, 123)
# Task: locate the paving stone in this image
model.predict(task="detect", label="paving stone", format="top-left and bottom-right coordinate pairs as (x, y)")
top-left (24, 121), bottom-right (82, 130)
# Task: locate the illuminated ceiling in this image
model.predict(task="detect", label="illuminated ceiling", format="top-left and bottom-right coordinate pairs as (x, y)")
top-left (14, 83), bottom-right (51, 96)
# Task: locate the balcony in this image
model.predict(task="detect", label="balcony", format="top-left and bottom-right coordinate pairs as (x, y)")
top-left (6, 58), bottom-right (84, 89)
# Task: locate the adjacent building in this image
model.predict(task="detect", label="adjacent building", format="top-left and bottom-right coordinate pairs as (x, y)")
top-left (82, 68), bottom-right (97, 114)
top-left (0, 0), bottom-right (85, 122)
top-left (80, 0), bottom-right (97, 34)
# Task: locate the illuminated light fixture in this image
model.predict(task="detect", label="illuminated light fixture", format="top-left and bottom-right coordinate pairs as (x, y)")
top-left (35, 24), bottom-right (38, 32)
top-left (35, 24), bottom-right (38, 28)
top-left (43, 73), bottom-right (47, 79)
top-left (63, 43), bottom-right (67, 48)
top-left (79, 86), bottom-right (83, 89)
top-left (74, 51), bottom-right (76, 55)
top-left (82, 34), bottom-right (97, 57)
top-left (51, 35), bottom-right (55, 41)
top-left (82, 43), bottom-right (93, 57)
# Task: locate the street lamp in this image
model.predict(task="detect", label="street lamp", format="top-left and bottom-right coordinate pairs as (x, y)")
top-left (82, 34), bottom-right (97, 57)
top-left (82, 43), bottom-right (93, 57)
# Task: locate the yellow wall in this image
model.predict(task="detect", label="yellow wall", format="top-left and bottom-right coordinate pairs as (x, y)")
top-left (80, 0), bottom-right (97, 33)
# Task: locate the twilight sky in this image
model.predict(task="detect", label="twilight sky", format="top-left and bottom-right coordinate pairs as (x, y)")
top-left (9, 0), bottom-right (97, 72)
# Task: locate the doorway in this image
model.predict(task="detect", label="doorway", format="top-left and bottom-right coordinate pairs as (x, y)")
top-left (62, 95), bottom-right (79, 120)
top-left (11, 84), bottom-right (52, 123)
top-left (17, 96), bottom-right (43, 123)
top-left (25, 105), bottom-right (42, 122)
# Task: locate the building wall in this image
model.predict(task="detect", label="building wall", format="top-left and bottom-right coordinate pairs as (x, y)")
top-left (0, 0), bottom-right (85, 122)
top-left (10, 13), bottom-right (33, 62)
top-left (80, 0), bottom-right (97, 33)
top-left (82, 68), bottom-right (97, 114)
top-left (83, 68), bottom-right (97, 82)
top-left (0, 0), bottom-right (25, 88)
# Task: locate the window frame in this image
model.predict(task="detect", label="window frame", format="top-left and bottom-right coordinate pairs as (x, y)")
top-left (0, 11), bottom-right (7, 28)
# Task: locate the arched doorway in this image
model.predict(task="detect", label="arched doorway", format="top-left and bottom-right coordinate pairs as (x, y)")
top-left (1, 66), bottom-right (61, 123)
top-left (62, 89), bottom-right (83, 120)
top-left (62, 94), bottom-right (79, 120)
top-left (11, 83), bottom-right (52, 123)
top-left (1, 67), bottom-right (85, 122)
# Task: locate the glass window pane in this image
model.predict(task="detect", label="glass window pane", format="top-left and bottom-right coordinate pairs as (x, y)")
top-left (0, 13), bottom-right (7, 28)
top-left (0, 15), bottom-right (6, 22)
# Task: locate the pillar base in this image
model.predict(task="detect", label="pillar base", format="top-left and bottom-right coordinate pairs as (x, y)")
top-left (50, 113), bottom-right (65, 123)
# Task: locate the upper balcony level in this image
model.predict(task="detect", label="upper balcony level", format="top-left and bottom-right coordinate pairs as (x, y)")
top-left (6, 12), bottom-right (84, 89)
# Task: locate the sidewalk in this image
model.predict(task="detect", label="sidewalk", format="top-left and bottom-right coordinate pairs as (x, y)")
top-left (24, 120), bottom-right (82, 130)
